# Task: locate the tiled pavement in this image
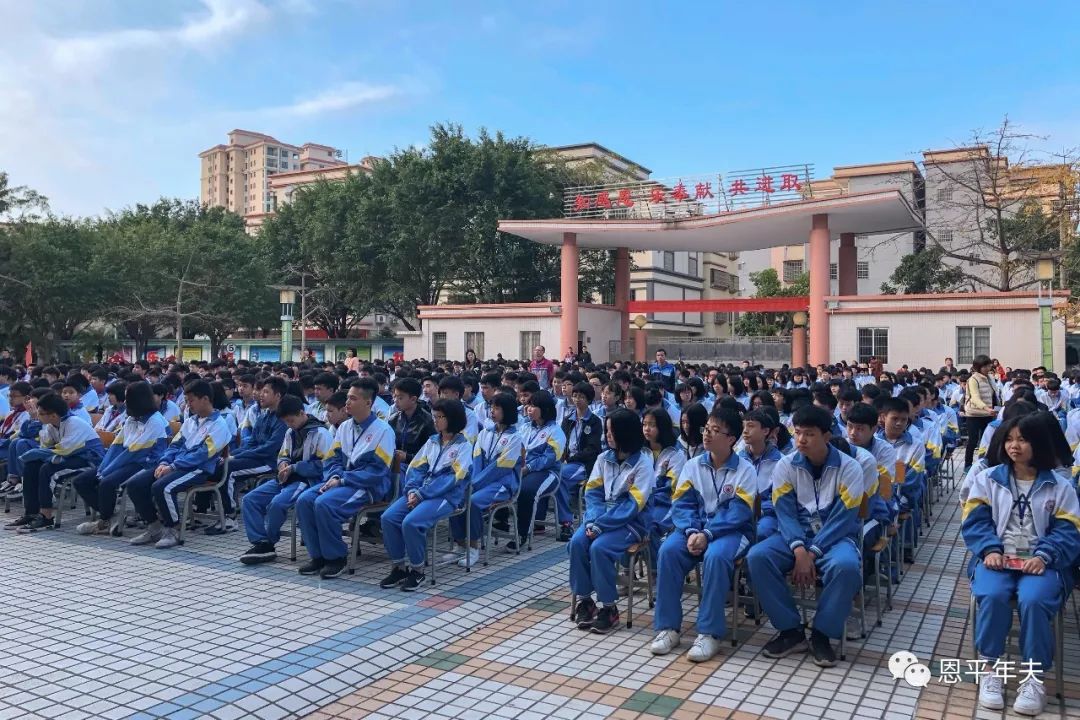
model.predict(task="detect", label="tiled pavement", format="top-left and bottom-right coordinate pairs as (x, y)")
top-left (2, 468), bottom-right (1080, 720)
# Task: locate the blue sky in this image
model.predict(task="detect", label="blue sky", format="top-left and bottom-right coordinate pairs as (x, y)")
top-left (2, 0), bottom-right (1078, 216)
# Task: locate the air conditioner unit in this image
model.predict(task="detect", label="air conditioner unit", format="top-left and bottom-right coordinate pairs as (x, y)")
top-left (374, 314), bottom-right (386, 325)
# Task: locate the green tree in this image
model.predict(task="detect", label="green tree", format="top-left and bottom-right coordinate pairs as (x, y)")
top-left (881, 246), bottom-right (967, 294)
top-left (0, 171), bottom-right (48, 220)
top-left (732, 268), bottom-right (808, 336)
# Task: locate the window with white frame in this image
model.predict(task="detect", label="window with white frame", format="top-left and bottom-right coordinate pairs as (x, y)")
top-left (956, 326), bottom-right (990, 364)
top-left (464, 332), bottom-right (485, 360)
top-left (857, 327), bottom-right (888, 363)
top-left (829, 263), bottom-right (837, 280)
top-left (782, 260), bottom-right (804, 283)
top-left (662, 251), bottom-right (675, 272)
top-left (857, 261), bottom-right (870, 279)
top-left (432, 332), bottom-right (447, 361)
top-left (519, 331), bottom-right (541, 361)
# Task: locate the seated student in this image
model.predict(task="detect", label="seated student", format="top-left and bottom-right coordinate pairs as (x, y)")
top-left (555, 382), bottom-right (604, 542)
top-left (89, 368), bottom-right (110, 413)
top-left (623, 386), bottom-right (645, 417)
top-left (3, 388), bottom-right (48, 494)
top-left (875, 396), bottom-right (926, 561)
top-left (94, 381), bottom-right (128, 434)
top-left (747, 405), bottom-right (866, 667)
top-left (324, 391), bottom-right (349, 431)
top-left (678, 402), bottom-right (708, 460)
top-left (240, 395), bottom-right (334, 565)
top-left (389, 378), bottom-right (436, 467)
top-left (152, 383), bottom-right (182, 423)
top-left (73, 382), bottom-right (168, 535)
top-left (511, 390), bottom-right (566, 551)
top-left (306, 372), bottom-right (339, 422)
top-left (642, 407), bottom-right (685, 557)
top-left (448, 393), bottom-right (522, 566)
top-left (124, 381), bottom-right (232, 548)
top-left (964, 412), bottom-right (1080, 716)
top-left (596, 381), bottom-right (624, 426)
top-left (6, 392), bottom-right (105, 532)
top-left (295, 378), bottom-right (395, 578)
top-left (475, 372), bottom-right (503, 431)
top-left (60, 376), bottom-right (94, 425)
top-left (0, 366), bottom-right (16, 420)
top-left (569, 408), bottom-right (655, 634)
top-left (651, 407), bottom-right (756, 660)
top-left (845, 402), bottom-right (898, 552)
top-left (960, 401), bottom-right (1040, 507)
top-left (235, 374), bottom-right (259, 441)
top-left (0, 381), bottom-right (32, 486)
top-left (514, 380), bottom-right (540, 434)
top-left (739, 408), bottom-right (785, 540)
top-left (438, 377), bottom-right (479, 443)
top-left (379, 399), bottom-right (473, 590)
top-left (213, 376), bottom-right (289, 534)
top-left (812, 389), bottom-right (844, 438)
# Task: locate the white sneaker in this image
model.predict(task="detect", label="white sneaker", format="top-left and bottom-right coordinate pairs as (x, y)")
top-left (76, 519), bottom-right (107, 535)
top-left (979, 672), bottom-right (1005, 710)
top-left (687, 634), bottom-right (721, 663)
top-left (650, 629), bottom-right (681, 655)
top-left (1013, 677), bottom-right (1047, 716)
top-left (130, 522), bottom-right (163, 545)
top-left (456, 548), bottom-right (480, 567)
top-left (441, 551), bottom-right (461, 563)
top-left (154, 527), bottom-right (180, 549)
top-left (845, 616), bottom-right (863, 641)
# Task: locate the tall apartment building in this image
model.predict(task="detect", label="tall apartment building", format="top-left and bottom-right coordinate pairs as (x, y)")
top-left (199, 129), bottom-right (345, 226)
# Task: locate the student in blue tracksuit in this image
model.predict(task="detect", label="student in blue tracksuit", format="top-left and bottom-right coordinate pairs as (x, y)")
top-left (438, 376), bottom-right (479, 443)
top-left (4, 388), bottom-right (48, 489)
top-left (651, 407), bottom-right (756, 661)
top-left (240, 395), bottom-right (334, 565)
top-left (72, 382), bottom-right (168, 535)
top-left (296, 378), bottom-right (395, 579)
top-left (0, 381), bottom-right (32, 489)
top-left (844, 402), bottom-right (897, 559)
top-left (964, 413), bottom-right (1080, 716)
top-left (214, 376), bottom-right (289, 533)
top-left (739, 408), bottom-right (785, 540)
top-left (642, 407), bottom-right (684, 560)
top-left (747, 405), bottom-right (866, 668)
top-left (60, 377), bottom-right (94, 425)
top-left (152, 383), bottom-right (182, 424)
top-left (874, 396), bottom-right (926, 563)
top-left (124, 381), bottom-right (232, 549)
top-left (569, 408), bottom-right (655, 635)
top-left (94, 381), bottom-right (128, 434)
top-left (448, 393), bottom-right (522, 567)
top-left (555, 382), bottom-right (603, 542)
top-left (511, 390), bottom-right (567, 551)
top-left (380, 399), bottom-right (473, 590)
top-left (678, 402), bottom-right (708, 461)
top-left (5, 392), bottom-right (105, 533)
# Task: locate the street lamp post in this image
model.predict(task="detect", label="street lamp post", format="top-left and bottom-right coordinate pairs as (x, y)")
top-left (279, 289), bottom-right (296, 362)
top-left (1036, 257), bottom-right (1055, 371)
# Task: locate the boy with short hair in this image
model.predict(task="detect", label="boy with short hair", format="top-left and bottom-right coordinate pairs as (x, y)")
top-left (747, 405), bottom-right (866, 667)
top-left (0, 382), bottom-right (33, 493)
top-left (438, 376), bottom-right (478, 442)
top-left (240, 395), bottom-right (334, 565)
top-left (739, 408), bottom-right (785, 540)
top-left (61, 376), bottom-right (94, 425)
top-left (5, 392), bottom-right (105, 532)
top-left (306, 372), bottom-right (339, 422)
top-left (325, 391), bottom-right (349, 429)
top-left (875, 396), bottom-right (925, 562)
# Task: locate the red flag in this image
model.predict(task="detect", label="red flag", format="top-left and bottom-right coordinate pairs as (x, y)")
top-left (24, 342), bottom-right (32, 366)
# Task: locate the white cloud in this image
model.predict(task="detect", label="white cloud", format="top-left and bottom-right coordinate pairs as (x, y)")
top-left (268, 82), bottom-right (402, 118)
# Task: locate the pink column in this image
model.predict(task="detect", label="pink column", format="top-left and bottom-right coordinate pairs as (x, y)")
top-left (809, 213), bottom-right (830, 366)
top-left (791, 327), bottom-right (807, 369)
top-left (560, 232), bottom-right (579, 356)
top-left (614, 247), bottom-right (631, 352)
top-left (838, 232), bottom-right (857, 296)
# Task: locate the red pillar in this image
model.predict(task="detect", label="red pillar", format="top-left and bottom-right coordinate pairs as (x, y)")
top-left (838, 232), bottom-right (857, 296)
top-left (791, 326), bottom-right (807, 369)
top-left (809, 214), bottom-right (830, 366)
top-left (614, 247), bottom-right (631, 352)
top-left (560, 232), bottom-right (579, 357)
top-left (634, 328), bottom-right (648, 363)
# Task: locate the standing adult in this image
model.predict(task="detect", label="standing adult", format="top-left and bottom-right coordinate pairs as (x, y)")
top-left (649, 349), bottom-right (677, 392)
top-left (963, 354), bottom-right (997, 469)
top-left (344, 349), bottom-right (361, 374)
top-left (530, 345), bottom-right (556, 390)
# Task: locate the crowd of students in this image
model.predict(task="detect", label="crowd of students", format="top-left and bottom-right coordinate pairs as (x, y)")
top-left (0, 347), bottom-right (1078, 716)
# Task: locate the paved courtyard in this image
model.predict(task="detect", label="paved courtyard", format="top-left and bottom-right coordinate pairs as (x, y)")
top-left (2, 470), bottom-right (1079, 720)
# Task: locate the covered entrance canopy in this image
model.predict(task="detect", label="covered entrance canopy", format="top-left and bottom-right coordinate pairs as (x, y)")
top-left (499, 190), bottom-right (924, 365)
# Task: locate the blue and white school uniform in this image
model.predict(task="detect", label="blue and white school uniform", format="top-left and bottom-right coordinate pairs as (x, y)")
top-left (515, 420), bottom-right (566, 541)
top-left (746, 445), bottom-right (866, 640)
top-left (296, 414), bottom-right (395, 562)
top-left (19, 413), bottom-right (105, 515)
top-left (372, 395), bottom-right (392, 422)
top-left (124, 412), bottom-right (231, 529)
top-left (739, 444), bottom-right (784, 539)
top-left (382, 433), bottom-right (472, 568)
top-left (963, 464), bottom-right (1080, 672)
top-left (450, 427), bottom-right (522, 544)
top-left (646, 445), bottom-right (685, 545)
top-left (877, 428), bottom-right (926, 546)
top-left (158, 399), bottom-right (182, 424)
top-left (94, 404), bottom-right (126, 434)
top-left (654, 452), bottom-right (756, 638)
top-left (242, 416), bottom-right (334, 547)
top-left (568, 449), bottom-right (655, 604)
top-left (226, 407), bottom-right (289, 515)
top-left (73, 412), bottom-right (168, 522)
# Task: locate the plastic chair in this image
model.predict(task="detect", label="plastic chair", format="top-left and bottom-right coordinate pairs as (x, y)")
top-left (525, 470), bottom-right (560, 551)
top-left (482, 469), bottom-right (522, 566)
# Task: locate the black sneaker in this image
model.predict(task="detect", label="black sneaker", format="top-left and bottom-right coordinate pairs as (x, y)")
top-left (590, 605), bottom-right (620, 634)
top-left (809, 628), bottom-right (837, 667)
top-left (298, 558), bottom-right (326, 575)
top-left (17, 514), bottom-right (54, 533)
top-left (319, 557), bottom-right (347, 579)
top-left (492, 519), bottom-right (510, 533)
top-left (240, 542), bottom-right (277, 565)
top-left (505, 539), bottom-right (522, 553)
top-left (379, 566), bottom-right (410, 588)
top-left (573, 597), bottom-right (598, 629)
top-left (762, 627), bottom-right (808, 658)
top-left (4, 515), bottom-right (34, 530)
top-left (399, 568), bottom-right (425, 592)
top-left (557, 523), bottom-right (574, 542)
